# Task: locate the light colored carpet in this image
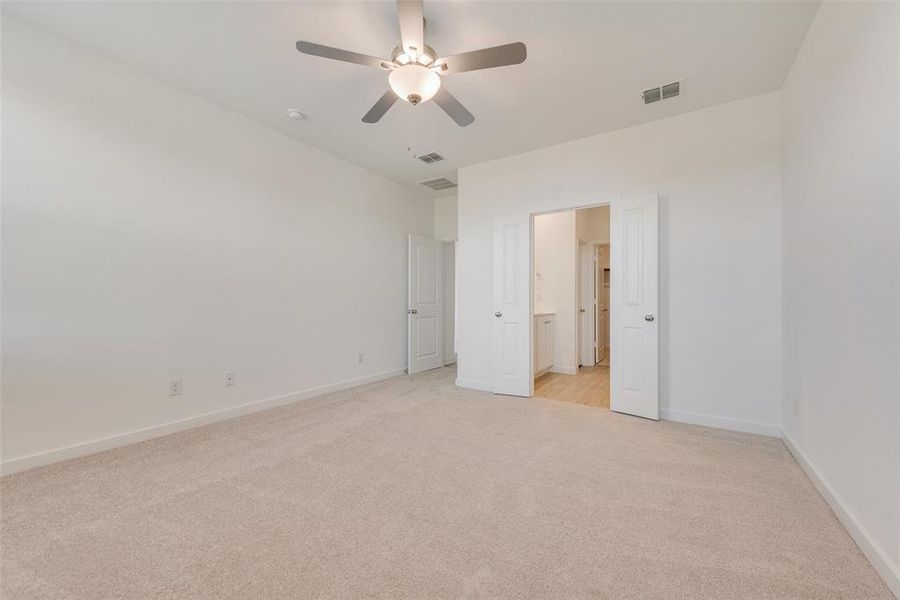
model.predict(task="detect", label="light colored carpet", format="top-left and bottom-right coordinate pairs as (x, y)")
top-left (1, 367), bottom-right (891, 599)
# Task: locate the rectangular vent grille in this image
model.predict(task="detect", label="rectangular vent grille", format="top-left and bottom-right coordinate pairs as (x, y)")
top-left (642, 87), bottom-right (661, 104)
top-left (643, 80), bottom-right (681, 104)
top-left (417, 152), bottom-right (445, 164)
top-left (420, 177), bottom-right (457, 191)
top-left (662, 81), bottom-right (680, 99)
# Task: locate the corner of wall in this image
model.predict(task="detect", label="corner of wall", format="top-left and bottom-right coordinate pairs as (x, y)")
top-left (782, 434), bottom-right (900, 598)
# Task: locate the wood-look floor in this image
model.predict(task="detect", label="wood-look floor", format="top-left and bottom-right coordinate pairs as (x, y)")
top-left (534, 365), bottom-right (610, 409)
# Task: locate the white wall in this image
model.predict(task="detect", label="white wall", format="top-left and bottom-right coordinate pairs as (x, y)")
top-left (1, 18), bottom-right (432, 469)
top-left (781, 2), bottom-right (900, 594)
top-left (576, 206), bottom-right (610, 244)
top-left (533, 212), bottom-right (577, 373)
top-left (457, 92), bottom-right (784, 435)
top-left (433, 194), bottom-right (458, 241)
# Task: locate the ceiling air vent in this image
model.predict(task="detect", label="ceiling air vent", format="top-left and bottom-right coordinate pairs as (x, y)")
top-left (642, 80), bottom-right (681, 104)
top-left (420, 177), bottom-right (457, 191)
top-left (642, 87), bottom-right (662, 104)
top-left (417, 152), bottom-right (445, 164)
top-left (661, 81), bottom-right (680, 100)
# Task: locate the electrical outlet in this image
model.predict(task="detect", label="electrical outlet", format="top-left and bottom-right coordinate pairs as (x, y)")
top-left (793, 395), bottom-right (799, 416)
top-left (169, 378), bottom-right (182, 397)
top-left (225, 372), bottom-right (236, 387)
top-left (358, 353), bottom-right (364, 364)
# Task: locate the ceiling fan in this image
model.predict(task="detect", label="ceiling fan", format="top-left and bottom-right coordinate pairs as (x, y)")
top-left (295, 0), bottom-right (526, 127)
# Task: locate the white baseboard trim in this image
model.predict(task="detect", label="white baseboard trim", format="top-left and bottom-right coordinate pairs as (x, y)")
top-left (550, 366), bottom-right (578, 375)
top-left (660, 408), bottom-right (782, 438)
top-left (455, 378), bottom-right (492, 392)
top-left (1, 368), bottom-right (406, 476)
top-left (782, 434), bottom-right (900, 599)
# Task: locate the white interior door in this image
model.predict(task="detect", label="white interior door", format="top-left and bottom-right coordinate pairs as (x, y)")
top-left (408, 235), bottom-right (442, 374)
top-left (580, 243), bottom-right (596, 366)
top-left (597, 247), bottom-right (609, 361)
top-left (492, 215), bottom-right (532, 396)
top-left (610, 194), bottom-right (659, 419)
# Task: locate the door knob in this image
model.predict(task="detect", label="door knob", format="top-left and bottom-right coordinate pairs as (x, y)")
top-left (494, 311), bottom-right (502, 318)
top-left (408, 309), bottom-right (418, 315)
top-left (580, 308), bottom-right (586, 313)
top-left (644, 314), bottom-right (655, 322)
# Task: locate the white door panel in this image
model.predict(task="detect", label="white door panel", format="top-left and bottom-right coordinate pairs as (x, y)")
top-left (580, 243), bottom-right (596, 366)
top-left (611, 194), bottom-right (659, 419)
top-left (492, 216), bottom-right (532, 396)
top-left (408, 235), bottom-right (443, 374)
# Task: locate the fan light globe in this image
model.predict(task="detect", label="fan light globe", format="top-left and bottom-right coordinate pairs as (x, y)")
top-left (389, 64), bottom-right (441, 105)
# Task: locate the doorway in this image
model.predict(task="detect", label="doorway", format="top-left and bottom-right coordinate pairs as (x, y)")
top-left (491, 194), bottom-right (659, 420)
top-left (533, 206), bottom-right (611, 409)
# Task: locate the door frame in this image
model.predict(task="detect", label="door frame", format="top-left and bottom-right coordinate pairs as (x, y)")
top-left (407, 234), bottom-right (444, 374)
top-left (441, 240), bottom-right (457, 366)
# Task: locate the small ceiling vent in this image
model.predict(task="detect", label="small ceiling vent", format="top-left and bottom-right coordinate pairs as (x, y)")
top-left (420, 177), bottom-right (457, 191)
top-left (642, 87), bottom-right (662, 104)
top-left (643, 80), bottom-right (681, 104)
top-left (417, 152), bottom-right (445, 164)
top-left (661, 81), bottom-right (680, 100)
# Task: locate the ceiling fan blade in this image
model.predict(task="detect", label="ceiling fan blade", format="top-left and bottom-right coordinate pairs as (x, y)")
top-left (296, 41), bottom-right (392, 70)
top-left (433, 86), bottom-right (474, 127)
top-left (397, 0), bottom-right (425, 58)
top-left (433, 42), bottom-right (527, 75)
top-left (362, 90), bottom-right (400, 123)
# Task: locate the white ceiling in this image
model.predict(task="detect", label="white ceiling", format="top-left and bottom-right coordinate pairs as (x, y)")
top-left (4, 1), bottom-right (819, 194)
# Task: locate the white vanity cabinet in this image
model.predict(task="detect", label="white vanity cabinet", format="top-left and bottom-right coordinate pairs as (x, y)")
top-left (534, 313), bottom-right (555, 377)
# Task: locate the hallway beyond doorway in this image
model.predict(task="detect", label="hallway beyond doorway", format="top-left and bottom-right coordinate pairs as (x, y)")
top-left (534, 365), bottom-right (610, 409)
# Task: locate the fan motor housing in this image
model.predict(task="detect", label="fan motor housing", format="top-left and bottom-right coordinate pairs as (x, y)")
top-left (390, 44), bottom-right (438, 67)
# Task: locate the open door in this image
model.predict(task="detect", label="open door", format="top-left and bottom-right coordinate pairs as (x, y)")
top-left (492, 215), bottom-right (532, 396)
top-left (610, 194), bottom-right (659, 419)
top-left (408, 235), bottom-right (443, 374)
top-left (580, 243), bottom-right (596, 366)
